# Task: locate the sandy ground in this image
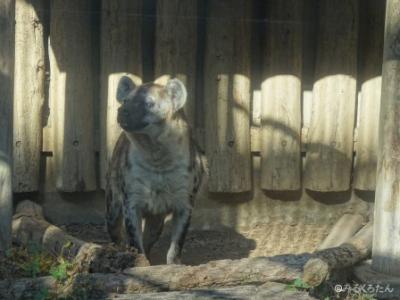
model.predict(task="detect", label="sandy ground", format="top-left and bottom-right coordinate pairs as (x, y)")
top-left (65, 222), bottom-right (331, 266)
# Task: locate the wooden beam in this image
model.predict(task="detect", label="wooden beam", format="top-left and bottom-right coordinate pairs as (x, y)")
top-left (372, 0), bottom-right (400, 276)
top-left (317, 213), bottom-right (366, 250)
top-left (49, 0), bottom-right (96, 192)
top-left (353, 0), bottom-right (385, 190)
top-left (204, 0), bottom-right (252, 192)
top-left (304, 0), bottom-right (359, 191)
top-left (154, 0), bottom-right (197, 130)
top-left (260, 0), bottom-right (303, 191)
top-left (13, 0), bottom-right (45, 192)
top-left (100, 0), bottom-right (143, 189)
top-left (0, 0), bottom-right (14, 253)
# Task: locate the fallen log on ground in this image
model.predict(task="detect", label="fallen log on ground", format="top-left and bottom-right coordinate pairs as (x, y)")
top-left (317, 213), bottom-right (366, 250)
top-left (0, 254), bottom-right (310, 299)
top-left (12, 200), bottom-right (148, 273)
top-left (108, 282), bottom-right (316, 300)
top-left (302, 220), bottom-right (373, 287)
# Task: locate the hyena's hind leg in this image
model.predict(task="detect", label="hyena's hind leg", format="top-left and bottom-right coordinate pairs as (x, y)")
top-left (143, 214), bottom-right (165, 255)
top-left (105, 190), bottom-right (125, 245)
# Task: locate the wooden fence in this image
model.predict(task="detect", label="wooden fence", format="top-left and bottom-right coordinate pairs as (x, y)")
top-left (10, 0), bottom-right (385, 194)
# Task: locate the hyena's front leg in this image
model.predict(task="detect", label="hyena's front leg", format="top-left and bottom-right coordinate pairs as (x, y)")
top-left (143, 214), bottom-right (165, 254)
top-left (123, 202), bottom-right (145, 254)
top-left (166, 208), bottom-right (191, 264)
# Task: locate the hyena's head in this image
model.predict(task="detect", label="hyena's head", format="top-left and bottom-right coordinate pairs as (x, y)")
top-left (116, 76), bottom-right (187, 133)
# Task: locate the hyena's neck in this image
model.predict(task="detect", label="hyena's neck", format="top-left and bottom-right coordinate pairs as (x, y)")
top-left (126, 114), bottom-right (190, 169)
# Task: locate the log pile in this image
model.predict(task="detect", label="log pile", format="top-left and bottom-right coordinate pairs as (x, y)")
top-left (12, 200), bottom-right (148, 273)
top-left (0, 254), bottom-right (308, 299)
top-left (302, 220), bottom-right (373, 287)
top-left (2, 200), bottom-right (375, 298)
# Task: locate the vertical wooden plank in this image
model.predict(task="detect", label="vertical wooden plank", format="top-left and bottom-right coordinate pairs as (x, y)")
top-left (0, 0), bottom-right (14, 252)
top-left (154, 0), bottom-right (197, 129)
top-left (304, 0), bottom-right (359, 191)
top-left (49, 0), bottom-right (96, 192)
top-left (353, 0), bottom-right (385, 190)
top-left (204, 0), bottom-right (252, 192)
top-left (372, 0), bottom-right (400, 276)
top-left (99, 0), bottom-right (143, 189)
top-left (13, 0), bottom-right (45, 192)
top-left (260, 0), bottom-right (303, 190)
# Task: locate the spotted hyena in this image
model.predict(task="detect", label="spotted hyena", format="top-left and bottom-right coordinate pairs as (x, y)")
top-left (105, 76), bottom-right (206, 264)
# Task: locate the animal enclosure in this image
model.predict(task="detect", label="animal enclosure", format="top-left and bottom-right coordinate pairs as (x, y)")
top-left (10, 0), bottom-right (384, 196)
top-left (4, 0), bottom-right (400, 299)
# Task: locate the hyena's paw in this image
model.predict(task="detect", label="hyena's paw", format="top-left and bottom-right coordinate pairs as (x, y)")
top-left (166, 256), bottom-right (182, 265)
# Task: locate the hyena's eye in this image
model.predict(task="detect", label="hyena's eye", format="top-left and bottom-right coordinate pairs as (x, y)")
top-left (145, 100), bottom-right (155, 109)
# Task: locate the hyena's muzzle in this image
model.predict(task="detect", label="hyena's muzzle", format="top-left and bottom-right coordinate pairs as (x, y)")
top-left (117, 93), bottom-right (149, 131)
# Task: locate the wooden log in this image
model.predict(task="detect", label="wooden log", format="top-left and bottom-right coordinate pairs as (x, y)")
top-left (260, 0), bottom-right (303, 191)
top-left (154, 0), bottom-right (197, 130)
top-left (0, 276), bottom-right (57, 300)
top-left (303, 0), bottom-right (359, 191)
top-left (204, 0), bottom-right (252, 192)
top-left (0, 153), bottom-right (12, 254)
top-left (302, 221), bottom-right (373, 287)
top-left (353, 0), bottom-right (385, 190)
top-left (13, 0), bottom-right (45, 192)
top-left (49, 0), bottom-right (96, 191)
top-left (99, 0), bottom-right (143, 189)
top-left (317, 213), bottom-right (366, 250)
top-left (372, 0), bottom-right (400, 276)
top-left (251, 90), bottom-right (261, 153)
top-left (0, 0), bottom-right (15, 253)
top-left (12, 200), bottom-right (149, 272)
top-left (108, 283), bottom-right (316, 300)
top-left (0, 254), bottom-right (308, 298)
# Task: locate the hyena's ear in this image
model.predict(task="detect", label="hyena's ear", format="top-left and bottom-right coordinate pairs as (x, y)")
top-left (117, 76), bottom-right (137, 103)
top-left (166, 78), bottom-right (187, 111)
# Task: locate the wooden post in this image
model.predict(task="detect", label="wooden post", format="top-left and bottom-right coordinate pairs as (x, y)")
top-left (13, 0), bottom-right (45, 192)
top-left (260, 0), bottom-right (303, 191)
top-left (154, 0), bottom-right (197, 129)
top-left (204, 0), bottom-right (252, 193)
top-left (0, 0), bottom-right (14, 253)
top-left (353, 0), bottom-right (385, 190)
top-left (100, 0), bottom-right (143, 189)
top-left (49, 0), bottom-right (96, 192)
top-left (303, 0), bottom-right (359, 192)
top-left (372, 0), bottom-right (400, 276)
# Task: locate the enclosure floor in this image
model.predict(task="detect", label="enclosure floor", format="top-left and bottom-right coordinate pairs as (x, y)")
top-left (65, 222), bottom-right (331, 266)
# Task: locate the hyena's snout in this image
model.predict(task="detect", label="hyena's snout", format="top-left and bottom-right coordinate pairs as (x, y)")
top-left (117, 101), bottom-right (148, 131)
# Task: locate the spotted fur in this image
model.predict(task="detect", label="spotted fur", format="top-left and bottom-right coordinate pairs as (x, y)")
top-left (106, 76), bottom-right (206, 264)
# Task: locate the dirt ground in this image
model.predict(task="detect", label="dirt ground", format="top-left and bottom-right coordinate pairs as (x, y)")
top-left (65, 222), bottom-right (331, 266)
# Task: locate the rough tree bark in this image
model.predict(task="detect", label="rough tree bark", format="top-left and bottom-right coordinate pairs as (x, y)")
top-left (302, 221), bottom-right (373, 287)
top-left (105, 283), bottom-right (315, 300)
top-left (0, 0), bottom-right (15, 254)
top-left (12, 200), bottom-right (148, 272)
top-left (372, 0), bottom-right (400, 277)
top-left (0, 254), bottom-right (309, 298)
